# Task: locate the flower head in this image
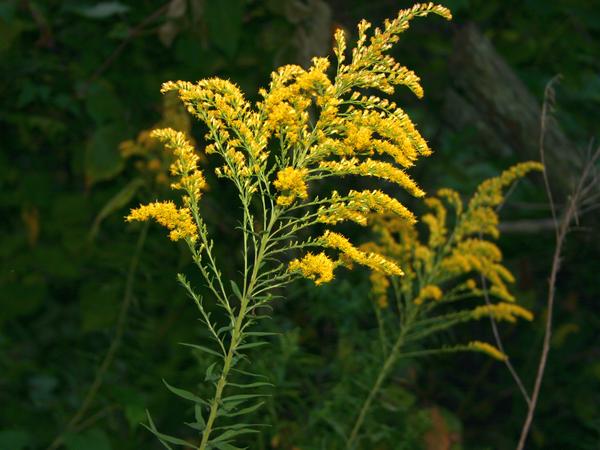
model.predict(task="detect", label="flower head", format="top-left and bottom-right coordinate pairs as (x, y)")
top-left (468, 341), bottom-right (507, 362)
top-left (273, 167), bottom-right (309, 206)
top-left (288, 252), bottom-right (335, 285)
top-left (126, 201), bottom-right (197, 242)
top-left (321, 230), bottom-right (403, 276)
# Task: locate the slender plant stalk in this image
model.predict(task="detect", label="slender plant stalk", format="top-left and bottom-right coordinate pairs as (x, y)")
top-left (48, 222), bottom-right (149, 450)
top-left (346, 329), bottom-right (407, 448)
top-left (198, 211), bottom-right (273, 449)
top-left (516, 78), bottom-right (600, 449)
top-left (480, 273), bottom-right (531, 406)
top-left (198, 311), bottom-right (246, 449)
top-left (515, 150), bottom-right (599, 449)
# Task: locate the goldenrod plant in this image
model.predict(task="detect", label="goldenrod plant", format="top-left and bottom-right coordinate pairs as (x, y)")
top-left (125, 3), bottom-right (451, 448)
top-left (345, 162), bottom-right (542, 447)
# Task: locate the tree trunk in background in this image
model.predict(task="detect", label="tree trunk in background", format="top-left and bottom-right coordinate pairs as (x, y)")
top-left (444, 23), bottom-right (580, 196)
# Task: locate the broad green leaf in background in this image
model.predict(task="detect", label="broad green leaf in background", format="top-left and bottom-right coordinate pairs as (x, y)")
top-left (85, 124), bottom-right (126, 186)
top-left (85, 81), bottom-right (125, 125)
top-left (71, 2), bottom-right (130, 20)
top-left (205, 0), bottom-right (245, 58)
top-left (89, 177), bottom-right (145, 240)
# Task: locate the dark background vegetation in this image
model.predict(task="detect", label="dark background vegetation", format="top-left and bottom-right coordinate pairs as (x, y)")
top-left (1, 0), bottom-right (599, 449)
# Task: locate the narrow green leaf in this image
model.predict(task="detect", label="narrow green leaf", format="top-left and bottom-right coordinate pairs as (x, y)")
top-left (220, 401), bottom-right (265, 418)
top-left (212, 428), bottom-right (258, 443)
top-left (183, 421), bottom-right (204, 431)
top-left (141, 423), bottom-right (194, 447)
top-left (244, 331), bottom-right (278, 337)
top-left (230, 368), bottom-right (268, 379)
top-left (205, 362), bottom-right (218, 382)
top-left (217, 325), bottom-right (232, 336)
top-left (230, 280), bottom-right (243, 300)
top-left (180, 342), bottom-right (223, 358)
top-left (144, 411), bottom-right (173, 450)
top-left (228, 381), bottom-right (273, 389)
top-left (195, 404), bottom-right (206, 428)
top-left (222, 393), bottom-right (268, 403)
top-left (162, 380), bottom-right (205, 405)
top-left (237, 341), bottom-right (269, 351)
top-left (213, 422), bottom-right (266, 432)
top-left (212, 442), bottom-right (243, 450)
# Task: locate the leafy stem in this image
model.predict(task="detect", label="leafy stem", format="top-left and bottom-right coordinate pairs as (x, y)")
top-left (346, 322), bottom-right (410, 449)
top-left (197, 205), bottom-right (277, 449)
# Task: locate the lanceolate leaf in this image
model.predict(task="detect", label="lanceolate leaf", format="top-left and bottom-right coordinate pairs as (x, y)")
top-left (212, 428), bottom-right (258, 443)
top-left (179, 342), bottom-right (223, 358)
top-left (220, 401), bottom-right (265, 418)
top-left (162, 380), bottom-right (206, 405)
top-left (230, 280), bottom-right (243, 300)
top-left (236, 341), bottom-right (269, 351)
top-left (228, 381), bottom-right (273, 389)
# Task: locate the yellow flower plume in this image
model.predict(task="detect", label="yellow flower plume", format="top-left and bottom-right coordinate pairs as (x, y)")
top-left (288, 252), bottom-right (335, 285)
top-left (321, 230), bottom-right (403, 276)
top-left (126, 201), bottom-right (197, 242)
top-left (468, 341), bottom-right (507, 362)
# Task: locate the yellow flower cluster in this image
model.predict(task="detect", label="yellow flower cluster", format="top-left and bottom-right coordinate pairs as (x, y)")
top-left (363, 162), bottom-right (541, 319)
top-left (119, 92), bottom-right (194, 187)
top-left (336, 3), bottom-right (451, 96)
top-left (288, 252), bottom-right (335, 285)
top-left (321, 230), bottom-right (403, 276)
top-left (160, 77), bottom-right (269, 177)
top-left (414, 284), bottom-right (443, 305)
top-left (260, 58), bottom-right (333, 145)
top-left (151, 128), bottom-right (207, 203)
top-left (472, 302), bottom-right (534, 323)
top-left (468, 341), bottom-right (507, 361)
top-left (126, 201), bottom-right (197, 242)
top-left (422, 197), bottom-right (447, 247)
top-left (369, 270), bottom-right (391, 308)
top-left (318, 190), bottom-right (415, 226)
top-left (273, 167), bottom-right (309, 206)
top-left (456, 161), bottom-right (543, 240)
top-left (441, 239), bottom-right (515, 302)
top-left (318, 158), bottom-right (425, 198)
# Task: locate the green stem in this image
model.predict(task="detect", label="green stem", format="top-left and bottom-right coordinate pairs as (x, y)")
top-left (346, 330), bottom-right (406, 449)
top-left (197, 300), bottom-right (248, 450)
top-left (197, 214), bottom-right (274, 449)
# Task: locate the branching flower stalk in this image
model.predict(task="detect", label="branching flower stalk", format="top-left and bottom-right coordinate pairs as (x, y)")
top-left (125, 4), bottom-right (452, 448)
top-left (346, 162), bottom-right (542, 448)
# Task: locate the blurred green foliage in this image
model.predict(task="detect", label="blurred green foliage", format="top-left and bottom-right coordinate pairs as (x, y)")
top-left (1, 0), bottom-right (598, 449)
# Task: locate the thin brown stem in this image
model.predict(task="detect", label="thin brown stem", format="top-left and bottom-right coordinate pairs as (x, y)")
top-left (480, 271), bottom-right (531, 406)
top-left (515, 78), bottom-right (599, 449)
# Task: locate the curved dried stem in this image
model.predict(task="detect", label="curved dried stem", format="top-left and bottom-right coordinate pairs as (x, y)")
top-left (516, 78), bottom-right (600, 450)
